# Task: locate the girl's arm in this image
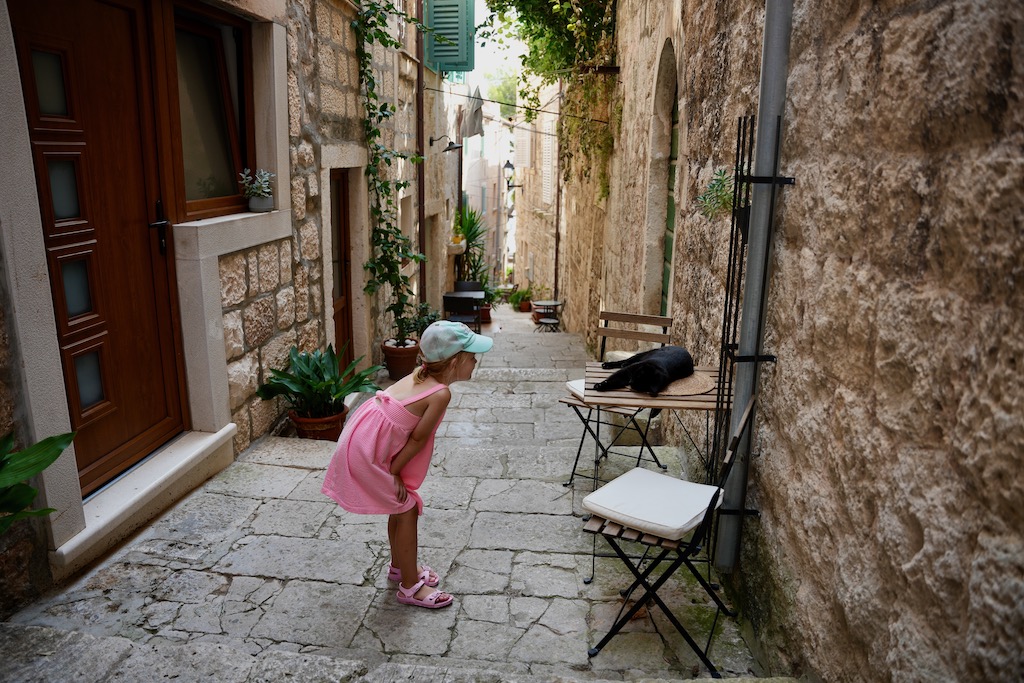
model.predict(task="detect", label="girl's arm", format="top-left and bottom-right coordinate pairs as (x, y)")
top-left (388, 387), bottom-right (451, 477)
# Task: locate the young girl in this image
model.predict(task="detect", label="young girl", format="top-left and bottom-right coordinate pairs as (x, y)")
top-left (321, 321), bottom-right (492, 609)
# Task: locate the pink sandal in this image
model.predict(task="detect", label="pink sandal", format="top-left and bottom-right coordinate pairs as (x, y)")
top-left (387, 564), bottom-right (439, 587)
top-left (396, 579), bottom-right (453, 609)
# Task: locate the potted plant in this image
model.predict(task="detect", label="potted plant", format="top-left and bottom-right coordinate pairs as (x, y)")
top-left (383, 302), bottom-right (440, 379)
top-left (1, 431), bottom-right (75, 536)
top-left (239, 167), bottom-right (276, 212)
top-left (509, 285), bottom-right (533, 312)
top-left (256, 344), bottom-right (382, 442)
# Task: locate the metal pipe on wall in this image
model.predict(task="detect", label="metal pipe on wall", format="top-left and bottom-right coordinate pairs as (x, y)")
top-left (714, 0), bottom-right (794, 572)
top-left (416, 0), bottom-right (426, 300)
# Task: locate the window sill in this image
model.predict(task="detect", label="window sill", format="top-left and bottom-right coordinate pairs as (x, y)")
top-left (173, 208), bottom-right (291, 261)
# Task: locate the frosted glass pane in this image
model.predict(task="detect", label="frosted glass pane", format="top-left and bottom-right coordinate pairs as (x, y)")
top-left (48, 160), bottom-right (80, 219)
top-left (74, 351), bottom-right (104, 409)
top-left (176, 29), bottom-right (235, 200)
top-left (61, 259), bottom-right (92, 317)
top-left (32, 50), bottom-right (68, 116)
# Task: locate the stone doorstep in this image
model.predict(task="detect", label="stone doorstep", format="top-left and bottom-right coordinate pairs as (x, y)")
top-left (48, 426), bottom-right (236, 583)
top-left (0, 623), bottom-right (792, 683)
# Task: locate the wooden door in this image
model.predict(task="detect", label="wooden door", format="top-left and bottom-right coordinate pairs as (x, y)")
top-left (331, 169), bottom-right (355, 368)
top-left (11, 0), bottom-right (188, 495)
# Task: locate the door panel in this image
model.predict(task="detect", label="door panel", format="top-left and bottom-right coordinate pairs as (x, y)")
top-left (331, 169), bottom-right (355, 368)
top-left (11, 0), bottom-right (188, 495)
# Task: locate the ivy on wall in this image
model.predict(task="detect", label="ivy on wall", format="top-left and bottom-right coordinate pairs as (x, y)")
top-left (352, 1), bottom-right (427, 344)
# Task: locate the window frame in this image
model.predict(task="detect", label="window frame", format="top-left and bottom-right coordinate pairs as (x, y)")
top-left (160, 1), bottom-right (256, 221)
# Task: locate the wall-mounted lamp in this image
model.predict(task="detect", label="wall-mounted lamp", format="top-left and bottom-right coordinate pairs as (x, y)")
top-left (429, 135), bottom-right (462, 153)
top-left (503, 160), bottom-right (523, 190)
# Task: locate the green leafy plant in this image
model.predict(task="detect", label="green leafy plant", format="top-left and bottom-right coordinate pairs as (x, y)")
top-left (509, 285), bottom-right (533, 308)
top-left (256, 344), bottom-right (382, 419)
top-left (354, 1), bottom-right (434, 348)
top-left (696, 169), bottom-right (734, 221)
top-left (238, 168), bottom-right (275, 198)
top-left (1, 431), bottom-right (74, 536)
top-left (395, 302), bottom-right (441, 345)
top-left (455, 206), bottom-right (489, 283)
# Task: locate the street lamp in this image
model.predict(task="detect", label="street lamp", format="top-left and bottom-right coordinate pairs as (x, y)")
top-left (429, 135), bottom-right (462, 153)
top-left (503, 160), bottom-right (523, 190)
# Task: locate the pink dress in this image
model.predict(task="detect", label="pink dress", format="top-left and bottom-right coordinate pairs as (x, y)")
top-left (321, 383), bottom-right (448, 516)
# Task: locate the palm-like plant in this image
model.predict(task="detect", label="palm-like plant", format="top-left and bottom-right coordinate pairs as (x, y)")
top-left (1, 431), bottom-right (74, 535)
top-left (256, 344), bottom-right (382, 418)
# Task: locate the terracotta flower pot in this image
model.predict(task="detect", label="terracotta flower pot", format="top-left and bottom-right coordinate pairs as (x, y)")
top-left (289, 406), bottom-right (348, 442)
top-left (480, 304), bottom-right (491, 323)
top-left (382, 340), bottom-right (420, 380)
top-left (518, 300), bottom-right (531, 312)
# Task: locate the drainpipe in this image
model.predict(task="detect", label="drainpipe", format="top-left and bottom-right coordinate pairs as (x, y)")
top-left (553, 78), bottom-right (562, 300)
top-left (416, 0), bottom-right (426, 301)
top-left (714, 0), bottom-right (794, 572)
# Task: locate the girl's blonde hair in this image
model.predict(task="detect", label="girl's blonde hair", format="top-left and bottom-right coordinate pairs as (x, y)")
top-left (413, 351), bottom-right (469, 385)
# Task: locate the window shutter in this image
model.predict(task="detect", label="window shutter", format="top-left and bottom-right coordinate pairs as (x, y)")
top-left (426, 0), bottom-right (474, 72)
top-left (541, 119), bottom-right (555, 205)
top-left (515, 123), bottom-right (532, 169)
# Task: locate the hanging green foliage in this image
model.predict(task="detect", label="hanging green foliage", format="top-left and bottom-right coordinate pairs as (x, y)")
top-left (696, 169), bottom-right (735, 221)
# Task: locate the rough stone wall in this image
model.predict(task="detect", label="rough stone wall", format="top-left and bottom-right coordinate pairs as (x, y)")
top-left (511, 81), bottom-right (560, 298)
top-left (737, 1), bottom-right (1024, 680)
top-left (567, 0), bottom-right (1024, 680)
top-left (220, 239), bottom-right (305, 454)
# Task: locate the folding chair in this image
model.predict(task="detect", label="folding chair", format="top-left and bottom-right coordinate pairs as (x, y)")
top-left (581, 395), bottom-right (757, 678)
top-left (443, 294), bottom-right (482, 332)
top-left (560, 311), bottom-right (674, 487)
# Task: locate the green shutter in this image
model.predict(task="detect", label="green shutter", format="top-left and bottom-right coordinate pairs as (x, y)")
top-left (426, 0), bottom-right (474, 72)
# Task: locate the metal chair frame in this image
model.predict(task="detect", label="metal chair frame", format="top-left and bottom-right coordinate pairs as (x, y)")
top-left (583, 396), bottom-right (757, 678)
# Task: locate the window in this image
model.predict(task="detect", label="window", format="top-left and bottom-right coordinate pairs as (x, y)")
top-left (170, 4), bottom-right (255, 220)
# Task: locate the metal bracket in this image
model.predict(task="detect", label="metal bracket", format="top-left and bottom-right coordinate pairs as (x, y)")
top-left (717, 508), bottom-right (761, 518)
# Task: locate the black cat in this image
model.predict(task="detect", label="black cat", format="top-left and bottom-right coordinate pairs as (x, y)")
top-left (594, 345), bottom-right (695, 397)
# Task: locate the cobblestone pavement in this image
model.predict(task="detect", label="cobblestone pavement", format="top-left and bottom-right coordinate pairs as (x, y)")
top-left (3, 307), bottom-right (766, 682)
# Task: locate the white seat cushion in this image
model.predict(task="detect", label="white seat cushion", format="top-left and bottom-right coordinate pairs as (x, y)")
top-left (566, 378), bottom-right (586, 400)
top-left (582, 468), bottom-right (722, 541)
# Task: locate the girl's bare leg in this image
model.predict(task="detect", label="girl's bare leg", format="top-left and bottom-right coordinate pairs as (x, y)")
top-left (389, 508), bottom-right (447, 601)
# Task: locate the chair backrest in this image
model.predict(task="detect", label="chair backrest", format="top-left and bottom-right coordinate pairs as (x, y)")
top-left (684, 394), bottom-right (757, 556)
top-left (443, 294), bottom-right (480, 313)
top-left (454, 281), bottom-right (482, 291)
top-left (597, 311), bottom-right (673, 360)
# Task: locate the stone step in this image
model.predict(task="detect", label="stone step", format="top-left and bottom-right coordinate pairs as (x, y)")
top-left (0, 623), bottom-right (795, 683)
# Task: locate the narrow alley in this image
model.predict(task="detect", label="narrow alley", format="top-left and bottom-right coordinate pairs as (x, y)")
top-left (2, 306), bottom-right (766, 681)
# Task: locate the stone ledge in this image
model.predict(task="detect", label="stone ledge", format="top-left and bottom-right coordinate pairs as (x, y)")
top-left (49, 425), bottom-right (236, 582)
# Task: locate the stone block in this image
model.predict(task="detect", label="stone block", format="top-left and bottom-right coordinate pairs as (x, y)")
top-left (226, 352), bottom-right (258, 411)
top-left (243, 296), bottom-right (276, 348)
top-left (291, 175), bottom-right (306, 220)
top-left (222, 310), bottom-right (244, 360)
top-left (257, 244), bottom-right (280, 293)
top-left (219, 252), bottom-right (247, 307)
top-left (299, 219), bottom-right (320, 261)
top-left (250, 394), bottom-right (280, 438)
top-left (262, 330), bottom-right (296, 376)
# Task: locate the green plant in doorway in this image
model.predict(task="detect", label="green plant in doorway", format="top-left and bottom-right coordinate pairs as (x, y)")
top-left (0, 431), bottom-right (74, 536)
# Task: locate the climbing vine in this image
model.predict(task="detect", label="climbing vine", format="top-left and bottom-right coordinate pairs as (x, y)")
top-left (482, 1), bottom-right (618, 197)
top-left (352, 1), bottom-right (429, 345)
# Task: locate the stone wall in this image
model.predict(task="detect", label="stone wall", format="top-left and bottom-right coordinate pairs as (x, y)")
top-left (559, 0), bottom-right (1023, 679)
top-left (0, 241), bottom-right (50, 620)
top-left (220, 0), bottom-right (445, 448)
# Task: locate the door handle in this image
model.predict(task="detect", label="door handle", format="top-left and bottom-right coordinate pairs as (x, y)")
top-left (149, 199), bottom-right (169, 255)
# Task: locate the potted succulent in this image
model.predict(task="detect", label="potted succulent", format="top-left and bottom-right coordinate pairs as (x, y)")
top-left (256, 344), bottom-right (382, 442)
top-left (238, 167), bottom-right (275, 212)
